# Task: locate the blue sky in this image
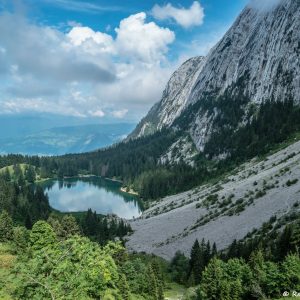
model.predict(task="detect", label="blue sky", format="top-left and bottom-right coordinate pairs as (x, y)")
top-left (0, 0), bottom-right (249, 122)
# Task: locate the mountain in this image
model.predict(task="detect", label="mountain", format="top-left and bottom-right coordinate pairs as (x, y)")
top-left (129, 56), bottom-right (205, 138)
top-left (124, 0), bottom-right (300, 258)
top-left (127, 137), bottom-right (300, 259)
top-left (0, 123), bottom-right (135, 155)
top-left (131, 0), bottom-right (300, 154)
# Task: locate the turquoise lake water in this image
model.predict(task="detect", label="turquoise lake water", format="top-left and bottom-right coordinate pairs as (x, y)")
top-left (42, 176), bottom-right (142, 219)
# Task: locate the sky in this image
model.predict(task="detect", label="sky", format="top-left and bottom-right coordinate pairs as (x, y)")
top-left (0, 0), bottom-right (249, 123)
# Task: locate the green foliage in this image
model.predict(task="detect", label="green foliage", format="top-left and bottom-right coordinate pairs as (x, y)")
top-left (169, 251), bottom-right (189, 284)
top-left (13, 235), bottom-right (120, 299)
top-left (189, 239), bottom-right (214, 285)
top-left (0, 211), bottom-right (13, 242)
top-left (25, 166), bottom-right (36, 183)
top-left (118, 274), bottom-right (130, 300)
top-left (80, 208), bottom-right (132, 245)
top-left (60, 215), bottom-right (80, 238)
top-left (280, 254), bottom-right (300, 292)
top-left (12, 226), bottom-right (29, 254)
top-left (0, 177), bottom-right (51, 228)
top-left (29, 221), bottom-right (56, 251)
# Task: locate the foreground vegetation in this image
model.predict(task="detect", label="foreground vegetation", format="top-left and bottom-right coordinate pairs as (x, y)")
top-left (0, 209), bottom-right (300, 299)
top-left (0, 161), bottom-right (299, 299)
top-left (0, 99), bottom-right (300, 298)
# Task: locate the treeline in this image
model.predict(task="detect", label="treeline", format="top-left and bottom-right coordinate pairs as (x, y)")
top-left (1, 98), bottom-right (300, 202)
top-left (167, 217), bottom-right (300, 299)
top-left (47, 99), bottom-right (300, 200)
top-left (0, 175), bottom-right (51, 228)
top-left (0, 166), bottom-right (132, 243)
top-left (170, 229), bottom-right (300, 300)
top-left (204, 98), bottom-right (300, 160)
top-left (0, 214), bottom-right (164, 299)
top-left (78, 208), bottom-right (132, 245)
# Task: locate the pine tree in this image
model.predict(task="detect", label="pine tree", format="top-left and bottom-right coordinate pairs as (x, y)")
top-left (13, 226), bottom-right (29, 253)
top-left (3, 167), bottom-right (10, 182)
top-left (61, 215), bottom-right (80, 238)
top-left (119, 274), bottom-right (130, 300)
top-left (29, 220), bottom-right (56, 251)
top-left (148, 265), bottom-right (159, 299)
top-left (152, 261), bottom-right (164, 300)
top-left (0, 210), bottom-right (13, 242)
top-left (211, 242), bottom-right (218, 258)
top-left (277, 225), bottom-right (293, 260)
top-left (291, 221), bottom-right (300, 253)
top-left (189, 239), bottom-right (204, 284)
top-left (25, 165), bottom-right (36, 183)
top-left (204, 240), bottom-right (211, 265)
top-left (201, 257), bottom-right (225, 300)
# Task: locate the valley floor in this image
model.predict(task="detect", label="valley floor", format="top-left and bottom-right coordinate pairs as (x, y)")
top-left (126, 139), bottom-right (300, 260)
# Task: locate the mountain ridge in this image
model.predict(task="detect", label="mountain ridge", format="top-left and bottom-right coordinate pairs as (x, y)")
top-left (130, 0), bottom-right (300, 156)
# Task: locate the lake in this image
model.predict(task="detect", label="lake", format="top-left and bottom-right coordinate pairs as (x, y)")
top-left (41, 176), bottom-right (142, 219)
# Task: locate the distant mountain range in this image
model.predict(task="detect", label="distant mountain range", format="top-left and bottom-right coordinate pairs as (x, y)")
top-left (0, 119), bottom-right (135, 155)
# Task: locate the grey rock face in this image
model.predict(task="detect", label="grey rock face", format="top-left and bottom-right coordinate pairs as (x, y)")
top-left (131, 0), bottom-right (300, 151)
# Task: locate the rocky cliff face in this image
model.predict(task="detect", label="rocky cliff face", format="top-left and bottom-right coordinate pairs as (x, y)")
top-left (129, 56), bottom-right (205, 139)
top-left (131, 0), bottom-right (300, 152)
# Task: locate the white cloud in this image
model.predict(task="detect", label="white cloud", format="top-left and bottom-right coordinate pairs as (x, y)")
top-left (88, 109), bottom-right (105, 118)
top-left (152, 1), bottom-right (204, 29)
top-left (67, 26), bottom-right (115, 54)
top-left (115, 12), bottom-right (175, 64)
top-left (248, 0), bottom-right (282, 12)
top-left (111, 109), bottom-right (129, 119)
top-left (0, 11), bottom-right (176, 121)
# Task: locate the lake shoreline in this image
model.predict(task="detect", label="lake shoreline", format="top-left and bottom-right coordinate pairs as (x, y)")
top-left (120, 186), bottom-right (139, 196)
top-left (42, 176), bottom-right (142, 219)
top-left (37, 174), bottom-right (140, 197)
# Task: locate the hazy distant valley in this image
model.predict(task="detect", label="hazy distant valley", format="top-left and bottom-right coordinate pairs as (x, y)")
top-left (0, 115), bottom-right (135, 155)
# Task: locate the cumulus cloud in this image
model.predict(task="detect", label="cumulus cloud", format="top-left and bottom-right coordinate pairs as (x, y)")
top-left (115, 12), bottom-right (175, 64)
top-left (67, 26), bottom-right (115, 54)
top-left (0, 10), bottom-right (176, 121)
top-left (0, 14), bottom-right (116, 84)
top-left (88, 109), bottom-right (105, 118)
top-left (152, 1), bottom-right (204, 29)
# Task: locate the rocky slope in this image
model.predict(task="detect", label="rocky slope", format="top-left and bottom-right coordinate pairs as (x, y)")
top-left (127, 137), bottom-right (300, 260)
top-left (129, 56), bottom-right (205, 139)
top-left (131, 0), bottom-right (300, 152)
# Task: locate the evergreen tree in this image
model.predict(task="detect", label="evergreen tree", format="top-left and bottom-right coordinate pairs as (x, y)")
top-left (0, 210), bottom-right (13, 242)
top-left (277, 225), bottom-right (293, 260)
top-left (291, 221), bottom-right (300, 253)
top-left (60, 215), bottom-right (80, 238)
top-left (3, 167), bottom-right (11, 182)
top-left (25, 165), bottom-right (36, 183)
top-left (200, 257), bottom-right (225, 300)
top-left (148, 264), bottom-right (159, 299)
top-left (29, 221), bottom-right (56, 251)
top-left (280, 254), bottom-right (300, 292)
top-left (151, 261), bottom-right (164, 300)
top-left (17, 172), bottom-right (25, 186)
top-left (119, 274), bottom-right (130, 300)
top-left (169, 251), bottom-right (189, 284)
top-left (13, 226), bottom-right (29, 253)
top-left (13, 164), bottom-right (22, 180)
top-left (211, 242), bottom-right (218, 258)
top-left (189, 239), bottom-right (204, 284)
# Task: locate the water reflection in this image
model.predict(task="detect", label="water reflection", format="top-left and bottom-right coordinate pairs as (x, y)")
top-left (41, 177), bottom-right (142, 219)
